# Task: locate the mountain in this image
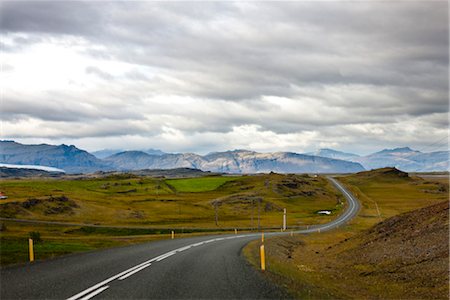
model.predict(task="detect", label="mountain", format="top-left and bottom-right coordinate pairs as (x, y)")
top-left (92, 149), bottom-right (123, 159)
top-left (144, 148), bottom-right (166, 156)
top-left (353, 147), bottom-right (449, 172)
top-left (0, 141), bottom-right (110, 173)
top-left (306, 148), bottom-right (360, 160)
top-left (93, 148), bottom-right (165, 159)
top-left (105, 149), bottom-right (365, 173)
top-left (103, 151), bottom-right (160, 170)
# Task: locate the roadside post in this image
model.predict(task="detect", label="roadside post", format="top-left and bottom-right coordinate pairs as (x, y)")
top-left (171, 231), bottom-right (174, 239)
top-left (260, 244), bottom-right (265, 271)
top-left (234, 228), bottom-right (237, 235)
top-left (28, 238), bottom-right (34, 262)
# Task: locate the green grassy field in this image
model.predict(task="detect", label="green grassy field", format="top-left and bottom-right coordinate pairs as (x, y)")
top-left (0, 173), bottom-right (344, 266)
top-left (165, 176), bottom-right (238, 192)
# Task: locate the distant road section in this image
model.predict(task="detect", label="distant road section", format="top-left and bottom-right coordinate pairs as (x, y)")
top-left (0, 177), bottom-right (360, 299)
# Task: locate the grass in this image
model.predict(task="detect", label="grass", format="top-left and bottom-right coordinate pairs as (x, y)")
top-left (243, 169), bottom-right (449, 299)
top-left (0, 173), bottom-right (344, 266)
top-left (0, 173), bottom-right (342, 228)
top-left (0, 236), bottom-right (95, 266)
top-left (165, 176), bottom-right (238, 192)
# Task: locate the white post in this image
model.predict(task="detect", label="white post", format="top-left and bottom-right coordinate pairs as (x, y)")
top-left (283, 208), bottom-right (287, 231)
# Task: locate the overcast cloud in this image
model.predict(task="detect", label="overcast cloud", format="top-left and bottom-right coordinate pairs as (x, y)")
top-left (0, 1), bottom-right (448, 154)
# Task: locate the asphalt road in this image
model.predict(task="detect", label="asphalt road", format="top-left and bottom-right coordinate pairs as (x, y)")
top-left (0, 178), bottom-right (360, 300)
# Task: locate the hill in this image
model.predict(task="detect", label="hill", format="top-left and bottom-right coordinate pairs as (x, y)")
top-left (319, 200), bottom-right (449, 299)
top-left (0, 167), bottom-right (63, 178)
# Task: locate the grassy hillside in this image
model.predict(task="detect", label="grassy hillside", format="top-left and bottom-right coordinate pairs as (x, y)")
top-left (244, 168), bottom-right (449, 299)
top-left (0, 173), bottom-right (342, 228)
top-left (339, 167), bottom-right (448, 229)
top-left (0, 173), bottom-right (343, 266)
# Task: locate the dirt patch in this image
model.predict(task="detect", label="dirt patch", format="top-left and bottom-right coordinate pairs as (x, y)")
top-left (129, 210), bottom-right (146, 219)
top-left (334, 200), bottom-right (449, 296)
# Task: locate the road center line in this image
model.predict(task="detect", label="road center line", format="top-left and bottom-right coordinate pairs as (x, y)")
top-left (156, 251), bottom-right (176, 262)
top-left (118, 263), bottom-right (152, 280)
top-left (78, 285), bottom-right (110, 300)
top-left (67, 236), bottom-right (245, 300)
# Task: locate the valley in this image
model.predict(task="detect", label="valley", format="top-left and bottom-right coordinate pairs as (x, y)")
top-left (0, 172), bottom-right (343, 266)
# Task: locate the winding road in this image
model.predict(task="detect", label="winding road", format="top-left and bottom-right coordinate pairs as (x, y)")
top-left (0, 177), bottom-right (360, 299)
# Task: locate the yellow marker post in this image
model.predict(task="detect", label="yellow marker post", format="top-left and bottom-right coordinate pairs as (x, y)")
top-left (318, 228), bottom-right (321, 233)
top-left (261, 232), bottom-right (264, 243)
top-left (28, 238), bottom-right (34, 262)
top-left (290, 230), bottom-right (293, 237)
top-left (260, 244), bottom-right (266, 271)
top-left (171, 231), bottom-right (174, 239)
top-left (234, 228), bottom-right (237, 235)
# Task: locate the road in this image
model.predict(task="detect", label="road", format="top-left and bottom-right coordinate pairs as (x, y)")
top-left (0, 178), bottom-right (360, 299)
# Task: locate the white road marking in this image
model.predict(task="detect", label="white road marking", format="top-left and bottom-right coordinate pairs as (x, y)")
top-left (78, 285), bottom-right (110, 300)
top-left (67, 237), bottom-right (240, 300)
top-left (176, 245), bottom-right (192, 252)
top-left (118, 263), bottom-right (152, 280)
top-left (66, 260), bottom-right (155, 300)
top-left (156, 251), bottom-right (176, 262)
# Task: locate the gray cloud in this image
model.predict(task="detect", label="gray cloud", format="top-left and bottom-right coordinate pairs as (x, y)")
top-left (1, 1), bottom-right (448, 153)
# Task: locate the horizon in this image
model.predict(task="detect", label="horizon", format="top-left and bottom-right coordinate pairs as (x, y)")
top-left (1, 2), bottom-right (448, 155)
top-left (2, 139), bottom-right (445, 157)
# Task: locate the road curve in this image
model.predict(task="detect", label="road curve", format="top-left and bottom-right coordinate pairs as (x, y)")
top-left (0, 177), bottom-right (360, 299)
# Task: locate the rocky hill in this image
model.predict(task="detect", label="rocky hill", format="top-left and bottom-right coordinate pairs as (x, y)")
top-left (333, 200), bottom-right (449, 299)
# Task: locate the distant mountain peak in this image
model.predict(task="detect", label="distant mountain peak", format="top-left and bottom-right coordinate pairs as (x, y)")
top-left (376, 147), bottom-right (417, 154)
top-left (306, 148), bottom-right (359, 160)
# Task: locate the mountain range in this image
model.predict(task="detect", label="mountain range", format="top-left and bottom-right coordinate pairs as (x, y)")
top-left (104, 150), bottom-right (364, 174)
top-left (311, 147), bottom-right (449, 172)
top-left (0, 141), bottom-right (448, 174)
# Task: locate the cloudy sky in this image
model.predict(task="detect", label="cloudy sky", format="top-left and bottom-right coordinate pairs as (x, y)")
top-left (1, 1), bottom-right (448, 155)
